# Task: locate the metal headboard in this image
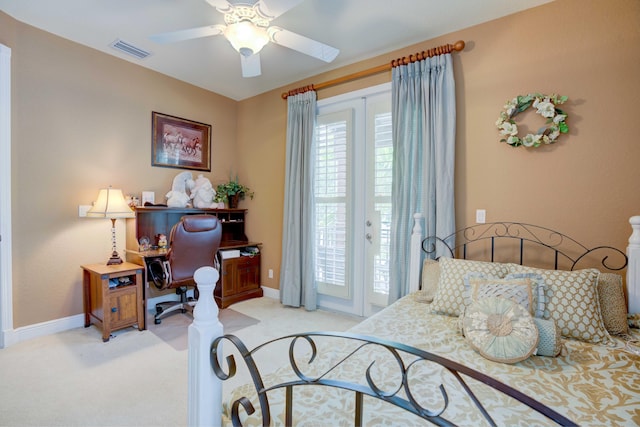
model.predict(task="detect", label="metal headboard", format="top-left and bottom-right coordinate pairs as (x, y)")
top-left (422, 221), bottom-right (627, 272)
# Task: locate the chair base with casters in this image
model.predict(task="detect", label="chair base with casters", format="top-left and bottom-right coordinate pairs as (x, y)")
top-left (148, 258), bottom-right (201, 324)
top-left (154, 286), bottom-right (196, 324)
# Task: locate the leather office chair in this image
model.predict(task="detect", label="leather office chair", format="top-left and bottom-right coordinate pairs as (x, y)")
top-left (150, 214), bottom-right (222, 324)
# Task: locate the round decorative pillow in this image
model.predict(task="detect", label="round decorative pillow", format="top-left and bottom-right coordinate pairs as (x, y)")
top-left (462, 297), bottom-right (539, 364)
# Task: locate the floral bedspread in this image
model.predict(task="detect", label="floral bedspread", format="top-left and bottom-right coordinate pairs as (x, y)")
top-left (222, 293), bottom-right (640, 426)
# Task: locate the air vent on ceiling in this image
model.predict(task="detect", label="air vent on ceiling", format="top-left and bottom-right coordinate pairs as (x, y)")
top-left (109, 39), bottom-right (152, 60)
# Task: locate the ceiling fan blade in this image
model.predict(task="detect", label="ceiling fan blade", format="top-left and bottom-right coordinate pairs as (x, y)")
top-left (268, 27), bottom-right (339, 63)
top-left (256, 0), bottom-right (305, 19)
top-left (204, 0), bottom-right (232, 14)
top-left (150, 24), bottom-right (225, 44)
top-left (241, 54), bottom-right (262, 78)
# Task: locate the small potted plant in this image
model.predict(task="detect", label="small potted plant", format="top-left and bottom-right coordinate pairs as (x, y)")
top-left (216, 177), bottom-right (254, 208)
top-left (212, 192), bottom-right (226, 209)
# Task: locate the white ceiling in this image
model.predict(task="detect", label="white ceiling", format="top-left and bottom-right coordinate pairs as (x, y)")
top-left (0, 0), bottom-right (552, 101)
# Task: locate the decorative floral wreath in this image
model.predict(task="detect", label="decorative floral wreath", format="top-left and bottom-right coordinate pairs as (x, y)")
top-left (496, 93), bottom-right (569, 148)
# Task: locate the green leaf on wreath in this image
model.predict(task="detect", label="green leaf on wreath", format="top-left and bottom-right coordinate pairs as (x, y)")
top-left (559, 122), bottom-right (569, 133)
top-left (518, 101), bottom-right (532, 112)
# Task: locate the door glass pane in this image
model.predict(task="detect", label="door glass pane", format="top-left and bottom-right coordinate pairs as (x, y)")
top-left (366, 99), bottom-right (393, 309)
top-left (372, 111), bottom-right (393, 297)
top-left (315, 111), bottom-right (350, 298)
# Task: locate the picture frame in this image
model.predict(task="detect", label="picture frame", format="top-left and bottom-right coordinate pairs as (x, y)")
top-left (151, 111), bottom-right (211, 171)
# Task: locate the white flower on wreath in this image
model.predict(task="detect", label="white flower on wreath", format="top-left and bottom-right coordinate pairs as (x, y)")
top-left (534, 99), bottom-right (556, 118)
top-left (504, 98), bottom-right (517, 109)
top-left (553, 114), bottom-right (567, 124)
top-left (522, 133), bottom-right (541, 147)
top-left (498, 121), bottom-right (518, 136)
top-left (496, 93), bottom-right (569, 148)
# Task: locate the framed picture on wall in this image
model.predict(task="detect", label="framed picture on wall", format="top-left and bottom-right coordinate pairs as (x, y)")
top-left (151, 111), bottom-right (211, 171)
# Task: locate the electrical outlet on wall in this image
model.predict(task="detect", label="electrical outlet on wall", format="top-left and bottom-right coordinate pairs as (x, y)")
top-left (268, 269), bottom-right (274, 279)
top-left (476, 209), bottom-right (486, 224)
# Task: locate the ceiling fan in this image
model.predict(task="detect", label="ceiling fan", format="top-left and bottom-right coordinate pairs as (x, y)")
top-left (149, 0), bottom-right (340, 78)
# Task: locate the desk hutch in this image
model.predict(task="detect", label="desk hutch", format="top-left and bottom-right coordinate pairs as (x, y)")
top-left (125, 207), bottom-right (263, 309)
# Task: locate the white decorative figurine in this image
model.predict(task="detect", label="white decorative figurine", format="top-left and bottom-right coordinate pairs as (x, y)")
top-left (166, 171), bottom-right (195, 208)
top-left (191, 174), bottom-right (217, 209)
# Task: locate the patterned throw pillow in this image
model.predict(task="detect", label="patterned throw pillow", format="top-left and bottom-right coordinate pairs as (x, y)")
top-left (597, 273), bottom-right (629, 336)
top-left (415, 259), bottom-right (440, 303)
top-left (463, 272), bottom-right (545, 318)
top-left (533, 317), bottom-right (563, 357)
top-left (629, 313), bottom-right (640, 329)
top-left (431, 258), bottom-right (509, 316)
top-left (509, 265), bottom-right (611, 344)
top-left (462, 297), bottom-right (538, 364)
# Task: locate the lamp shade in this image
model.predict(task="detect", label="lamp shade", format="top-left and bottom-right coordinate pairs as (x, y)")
top-left (224, 21), bottom-right (269, 57)
top-left (87, 187), bottom-right (135, 219)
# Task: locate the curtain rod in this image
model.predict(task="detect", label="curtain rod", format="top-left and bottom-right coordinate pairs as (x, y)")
top-left (281, 40), bottom-right (465, 100)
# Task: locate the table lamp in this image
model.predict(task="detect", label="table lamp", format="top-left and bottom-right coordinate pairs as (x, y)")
top-left (87, 186), bottom-right (135, 265)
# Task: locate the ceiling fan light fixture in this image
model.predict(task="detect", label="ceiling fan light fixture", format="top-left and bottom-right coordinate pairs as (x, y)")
top-left (224, 21), bottom-right (269, 57)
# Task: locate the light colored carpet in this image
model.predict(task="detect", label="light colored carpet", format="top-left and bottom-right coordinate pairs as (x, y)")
top-left (148, 308), bottom-right (260, 351)
top-left (0, 296), bottom-right (362, 427)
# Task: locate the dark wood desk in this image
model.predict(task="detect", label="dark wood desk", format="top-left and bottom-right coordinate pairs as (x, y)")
top-left (126, 243), bottom-right (262, 309)
top-left (125, 207), bottom-right (263, 308)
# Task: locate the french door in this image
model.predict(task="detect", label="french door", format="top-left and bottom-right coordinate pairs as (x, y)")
top-left (314, 83), bottom-right (392, 317)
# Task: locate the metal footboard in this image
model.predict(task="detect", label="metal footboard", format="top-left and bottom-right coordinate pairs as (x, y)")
top-left (212, 332), bottom-right (575, 427)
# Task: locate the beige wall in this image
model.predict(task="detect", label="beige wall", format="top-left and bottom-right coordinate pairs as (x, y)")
top-left (1, 12), bottom-right (239, 327)
top-left (2, 0), bottom-right (640, 328)
top-left (240, 0), bottom-right (640, 292)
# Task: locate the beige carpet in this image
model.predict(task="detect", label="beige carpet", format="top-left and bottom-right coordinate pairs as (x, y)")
top-left (147, 308), bottom-right (260, 351)
top-left (0, 296), bottom-right (362, 427)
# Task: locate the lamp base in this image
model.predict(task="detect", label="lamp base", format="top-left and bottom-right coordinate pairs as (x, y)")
top-left (107, 251), bottom-right (124, 265)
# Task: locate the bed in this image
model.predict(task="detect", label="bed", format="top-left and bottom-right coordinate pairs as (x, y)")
top-left (189, 216), bottom-right (640, 426)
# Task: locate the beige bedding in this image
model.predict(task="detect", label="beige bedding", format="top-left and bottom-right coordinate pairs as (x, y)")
top-left (223, 293), bottom-right (640, 426)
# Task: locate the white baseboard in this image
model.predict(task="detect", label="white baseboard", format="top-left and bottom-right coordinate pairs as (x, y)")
top-left (261, 286), bottom-right (279, 300)
top-left (3, 313), bottom-right (85, 347)
top-left (1, 286), bottom-right (279, 348)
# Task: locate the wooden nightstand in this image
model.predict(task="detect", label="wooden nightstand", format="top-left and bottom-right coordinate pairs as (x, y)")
top-left (81, 262), bottom-right (144, 342)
